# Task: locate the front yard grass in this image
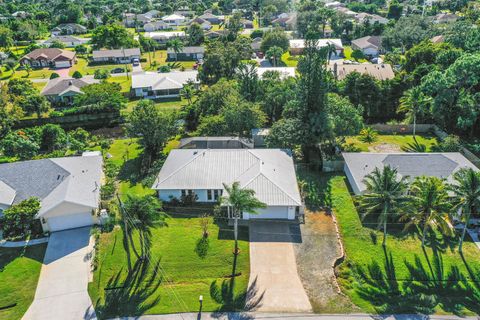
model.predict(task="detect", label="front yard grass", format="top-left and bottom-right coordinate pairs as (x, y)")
top-left (0, 244), bottom-right (47, 320)
top-left (343, 46), bottom-right (368, 63)
top-left (88, 216), bottom-right (250, 318)
top-left (70, 57), bottom-right (132, 77)
top-left (344, 134), bottom-right (438, 152)
top-left (106, 75), bottom-right (131, 93)
top-left (141, 50), bottom-right (198, 71)
top-left (326, 174), bottom-right (480, 315)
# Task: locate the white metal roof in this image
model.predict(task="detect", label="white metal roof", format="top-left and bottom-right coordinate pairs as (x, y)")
top-left (257, 67), bottom-right (296, 79)
top-left (0, 180), bottom-right (16, 206)
top-left (152, 149), bottom-right (302, 206)
top-left (289, 38), bottom-right (343, 50)
top-left (132, 71), bottom-right (198, 90)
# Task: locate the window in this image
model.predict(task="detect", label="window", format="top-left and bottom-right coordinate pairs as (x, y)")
top-left (207, 190), bottom-right (213, 201)
top-left (214, 190), bottom-right (222, 201)
top-left (181, 190), bottom-right (186, 197)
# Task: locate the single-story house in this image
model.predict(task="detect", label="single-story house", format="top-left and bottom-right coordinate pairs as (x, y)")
top-left (0, 153), bottom-right (103, 232)
top-left (92, 48), bottom-right (141, 64)
top-left (256, 67), bottom-right (296, 79)
top-left (431, 35), bottom-right (444, 44)
top-left (251, 37), bottom-right (262, 52)
top-left (189, 17), bottom-right (212, 30)
top-left (198, 13), bottom-right (223, 24)
top-left (131, 70), bottom-right (198, 99)
top-left (145, 31), bottom-right (186, 44)
top-left (289, 38), bottom-right (344, 56)
top-left (205, 30), bottom-right (229, 39)
top-left (179, 137), bottom-right (253, 149)
top-left (152, 149), bottom-right (303, 220)
top-left (241, 18), bottom-right (254, 29)
top-left (325, 1), bottom-right (345, 8)
top-left (355, 12), bottom-right (389, 24)
top-left (343, 152), bottom-right (479, 195)
top-left (162, 14), bottom-right (187, 26)
top-left (434, 13), bottom-right (458, 24)
top-left (144, 20), bottom-right (170, 32)
top-left (334, 7), bottom-right (358, 17)
top-left (174, 10), bottom-right (196, 18)
top-left (43, 35), bottom-right (88, 48)
top-left (328, 63), bottom-right (395, 81)
top-left (144, 10), bottom-right (161, 19)
top-left (51, 23), bottom-right (87, 36)
top-left (41, 77), bottom-right (99, 104)
top-left (272, 12), bottom-right (297, 30)
top-left (20, 48), bottom-right (76, 68)
top-left (167, 46), bottom-right (205, 61)
top-left (351, 36), bottom-right (383, 57)
top-left (123, 13), bottom-right (153, 27)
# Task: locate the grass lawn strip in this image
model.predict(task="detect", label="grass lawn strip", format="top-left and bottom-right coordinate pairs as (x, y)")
top-left (344, 134), bottom-right (438, 152)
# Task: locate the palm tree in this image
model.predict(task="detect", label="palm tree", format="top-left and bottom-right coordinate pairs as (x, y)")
top-left (221, 182), bottom-right (266, 255)
top-left (359, 166), bottom-right (409, 246)
top-left (166, 38), bottom-right (184, 62)
top-left (398, 87), bottom-right (431, 139)
top-left (451, 168), bottom-right (480, 252)
top-left (266, 46), bottom-right (284, 67)
top-left (180, 81), bottom-right (196, 104)
top-left (402, 176), bottom-right (452, 247)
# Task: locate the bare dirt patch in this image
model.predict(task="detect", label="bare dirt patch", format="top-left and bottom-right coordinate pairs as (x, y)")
top-left (368, 143), bottom-right (403, 153)
top-left (294, 210), bottom-right (358, 313)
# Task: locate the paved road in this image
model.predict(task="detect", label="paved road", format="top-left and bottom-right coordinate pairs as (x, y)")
top-left (110, 312), bottom-right (480, 320)
top-left (22, 227), bottom-right (96, 320)
top-left (246, 221), bottom-right (312, 313)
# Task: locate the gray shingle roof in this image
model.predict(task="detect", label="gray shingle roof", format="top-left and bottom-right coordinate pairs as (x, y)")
top-left (41, 77), bottom-right (98, 96)
top-left (92, 48), bottom-right (141, 59)
top-left (167, 46), bottom-right (205, 54)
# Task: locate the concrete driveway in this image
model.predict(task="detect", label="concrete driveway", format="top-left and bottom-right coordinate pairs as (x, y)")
top-left (246, 221), bottom-right (312, 313)
top-left (55, 67), bottom-right (71, 78)
top-left (22, 227), bottom-right (96, 320)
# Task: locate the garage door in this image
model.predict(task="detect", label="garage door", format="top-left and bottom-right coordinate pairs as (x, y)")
top-left (248, 206), bottom-right (289, 219)
top-left (55, 61), bottom-right (71, 68)
top-left (47, 212), bottom-right (93, 232)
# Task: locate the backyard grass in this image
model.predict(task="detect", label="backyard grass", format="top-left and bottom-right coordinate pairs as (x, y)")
top-left (106, 75), bottom-right (132, 94)
top-left (324, 174), bottom-right (480, 315)
top-left (281, 51), bottom-right (299, 67)
top-left (124, 98), bottom-right (187, 115)
top-left (141, 50), bottom-right (198, 71)
top-left (32, 81), bottom-right (48, 91)
top-left (344, 134), bottom-right (438, 152)
top-left (0, 244), bottom-right (47, 320)
top-left (88, 216), bottom-right (250, 318)
top-left (343, 46), bottom-right (368, 63)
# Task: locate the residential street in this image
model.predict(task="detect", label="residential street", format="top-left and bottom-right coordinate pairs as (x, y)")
top-left (22, 227), bottom-right (96, 320)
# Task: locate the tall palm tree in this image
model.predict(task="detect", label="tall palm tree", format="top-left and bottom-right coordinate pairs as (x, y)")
top-left (402, 176), bottom-right (452, 247)
top-left (398, 87), bottom-right (432, 139)
top-left (451, 168), bottom-right (480, 252)
top-left (221, 181), bottom-right (266, 255)
top-left (166, 38), bottom-right (184, 62)
top-left (266, 46), bottom-right (284, 67)
top-left (180, 81), bottom-right (197, 104)
top-left (359, 166), bottom-right (409, 246)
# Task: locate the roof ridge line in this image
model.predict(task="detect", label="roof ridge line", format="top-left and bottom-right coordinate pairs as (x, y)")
top-left (155, 150), bottom-right (206, 186)
top-left (246, 171), bottom-right (302, 206)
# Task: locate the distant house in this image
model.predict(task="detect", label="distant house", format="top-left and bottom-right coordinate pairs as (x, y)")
top-left (123, 13), bottom-right (153, 27)
top-left (131, 70), bottom-right (198, 99)
top-left (205, 30), bottom-right (229, 39)
top-left (434, 13), bottom-right (458, 24)
top-left (251, 37), bottom-right (262, 52)
top-left (198, 12), bottom-right (223, 24)
top-left (179, 137), bottom-right (253, 149)
top-left (351, 36), bottom-right (383, 56)
top-left (162, 14), bottom-right (187, 26)
top-left (174, 10), bottom-right (196, 18)
top-left (51, 23), bottom-right (87, 36)
top-left (144, 21), bottom-right (170, 32)
top-left (431, 35), bottom-right (445, 44)
top-left (145, 31), bottom-right (186, 44)
top-left (355, 12), bottom-right (389, 24)
top-left (325, 1), bottom-right (345, 8)
top-left (152, 149), bottom-right (303, 220)
top-left (241, 18), bottom-right (254, 29)
top-left (0, 154), bottom-right (103, 232)
top-left (91, 48), bottom-right (141, 64)
top-left (41, 77), bottom-right (99, 104)
top-left (328, 63), bottom-right (395, 81)
top-left (271, 12), bottom-right (297, 30)
top-left (343, 153), bottom-right (479, 195)
top-left (289, 39), bottom-right (344, 56)
top-left (334, 7), bottom-right (358, 17)
top-left (167, 46), bottom-right (205, 61)
top-left (43, 35), bottom-right (88, 48)
top-left (20, 48), bottom-right (76, 68)
top-left (256, 67), bottom-right (296, 79)
top-left (189, 17), bottom-right (212, 30)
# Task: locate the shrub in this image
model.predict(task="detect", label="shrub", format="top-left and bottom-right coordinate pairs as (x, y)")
top-left (94, 69), bottom-right (110, 79)
top-left (158, 65), bottom-right (171, 73)
top-left (50, 72), bottom-right (60, 79)
top-left (2, 197), bottom-right (41, 240)
top-left (432, 134), bottom-right (462, 152)
top-left (359, 127), bottom-right (378, 144)
top-left (72, 70), bottom-right (83, 79)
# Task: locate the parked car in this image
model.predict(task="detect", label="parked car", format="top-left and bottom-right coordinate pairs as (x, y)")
top-left (111, 67), bottom-right (124, 74)
top-left (132, 58), bottom-right (140, 66)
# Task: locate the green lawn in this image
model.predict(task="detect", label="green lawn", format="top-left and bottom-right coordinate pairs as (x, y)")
top-left (32, 81), bottom-right (48, 92)
top-left (141, 50), bottom-right (197, 71)
top-left (325, 174), bottom-right (480, 315)
top-left (344, 134), bottom-right (438, 152)
top-left (106, 75), bottom-right (132, 94)
top-left (281, 51), bottom-right (299, 67)
top-left (70, 57), bottom-right (132, 77)
top-left (88, 217), bottom-right (250, 318)
top-left (0, 244), bottom-right (47, 320)
top-left (124, 98), bottom-right (187, 115)
top-left (343, 46), bottom-right (368, 63)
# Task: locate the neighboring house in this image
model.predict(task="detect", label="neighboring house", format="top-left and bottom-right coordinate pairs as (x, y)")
top-left (152, 149), bottom-right (303, 220)
top-left (241, 18), bottom-right (254, 29)
top-left (198, 12), bottom-right (223, 24)
top-left (328, 63), bottom-right (395, 80)
top-left (144, 20), bottom-right (170, 32)
top-left (91, 48), bottom-right (141, 64)
top-left (355, 12), bottom-right (389, 24)
top-left (41, 77), bottom-right (99, 104)
top-left (51, 23), bottom-right (87, 36)
top-left (123, 13), bottom-right (154, 27)
top-left (351, 36), bottom-right (383, 56)
top-left (251, 37), bottom-right (262, 52)
top-left (431, 35), bottom-right (445, 44)
top-left (325, 1), bottom-right (345, 8)
top-left (289, 39), bottom-right (344, 56)
top-left (257, 67), bottom-right (296, 79)
top-left (20, 48), bottom-right (76, 68)
top-left (12, 11), bottom-right (29, 18)
top-left (167, 46), bottom-right (205, 61)
top-left (334, 7), bottom-right (358, 17)
top-left (162, 14), bottom-right (187, 26)
top-left (252, 128), bottom-right (270, 147)
top-left (0, 153), bottom-right (103, 232)
top-left (174, 10), bottom-right (196, 18)
top-left (343, 152), bottom-right (479, 195)
top-left (131, 70), bottom-right (198, 99)
top-left (145, 31), bottom-right (186, 44)
top-left (189, 17), bottom-right (212, 30)
top-left (43, 35), bottom-right (88, 48)
top-left (179, 137), bottom-right (253, 149)
top-left (144, 10), bottom-right (161, 19)
top-left (205, 30), bottom-right (229, 39)
top-left (271, 12), bottom-right (297, 30)
top-left (434, 13), bottom-right (458, 24)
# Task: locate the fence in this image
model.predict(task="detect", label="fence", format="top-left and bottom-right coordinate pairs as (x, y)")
top-left (14, 112), bottom-right (123, 130)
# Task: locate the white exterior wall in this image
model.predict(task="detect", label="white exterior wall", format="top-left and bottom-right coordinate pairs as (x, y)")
top-left (362, 47), bottom-right (379, 56)
top-left (40, 201), bottom-right (98, 232)
top-left (243, 206), bottom-right (296, 220)
top-left (344, 163), bottom-right (362, 195)
top-left (158, 189), bottom-right (220, 203)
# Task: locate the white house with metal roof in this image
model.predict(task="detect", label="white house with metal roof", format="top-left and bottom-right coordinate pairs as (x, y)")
top-left (0, 154), bottom-right (103, 232)
top-left (343, 152), bottom-right (479, 195)
top-left (131, 70), bottom-right (198, 99)
top-left (152, 149), bottom-right (303, 220)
